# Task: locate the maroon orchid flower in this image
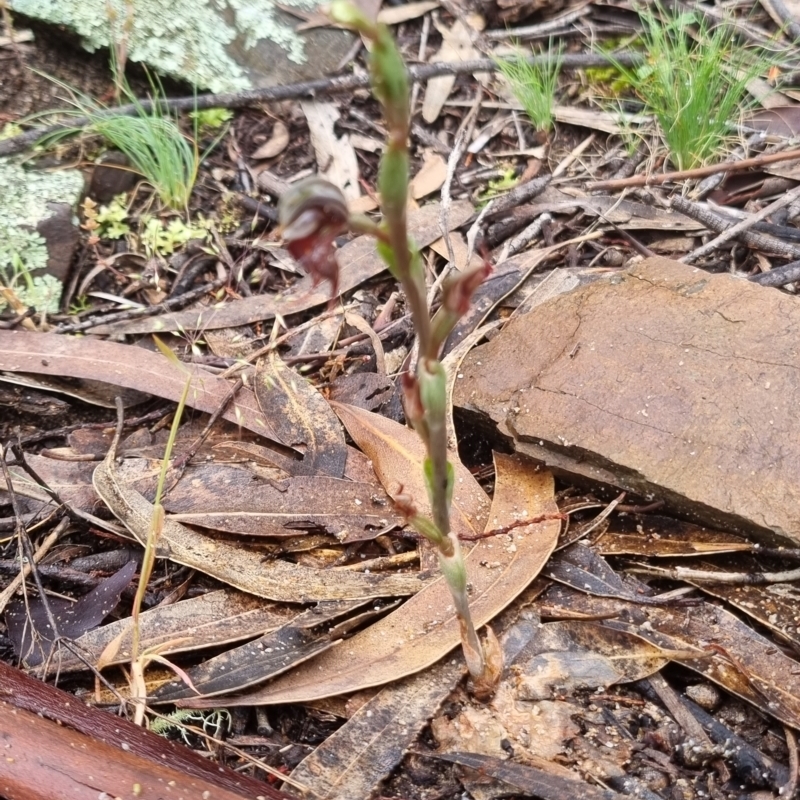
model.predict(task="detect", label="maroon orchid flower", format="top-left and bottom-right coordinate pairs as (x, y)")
top-left (278, 176), bottom-right (350, 298)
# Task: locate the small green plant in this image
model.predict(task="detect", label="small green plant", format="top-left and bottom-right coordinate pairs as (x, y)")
top-left (90, 111), bottom-right (199, 210)
top-left (0, 252), bottom-right (62, 315)
top-left (495, 41), bottom-right (563, 133)
top-left (36, 68), bottom-right (199, 211)
top-left (280, 1), bottom-right (498, 698)
top-left (189, 107), bottom-right (233, 130)
top-left (141, 215), bottom-right (210, 256)
top-left (96, 195), bottom-right (132, 240)
top-left (151, 708), bottom-right (231, 744)
top-left (609, 3), bottom-right (768, 169)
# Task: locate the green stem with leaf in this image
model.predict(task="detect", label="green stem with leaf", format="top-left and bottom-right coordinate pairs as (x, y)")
top-left (279, 1), bottom-right (496, 694)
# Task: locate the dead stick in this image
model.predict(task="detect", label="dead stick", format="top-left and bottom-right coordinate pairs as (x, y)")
top-left (0, 52), bottom-right (642, 158)
top-left (0, 660), bottom-right (291, 799)
top-left (671, 196), bottom-right (800, 259)
top-left (588, 147), bottom-right (800, 192)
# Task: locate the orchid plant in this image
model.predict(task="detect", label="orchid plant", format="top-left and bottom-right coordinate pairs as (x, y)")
top-left (278, 1), bottom-right (497, 696)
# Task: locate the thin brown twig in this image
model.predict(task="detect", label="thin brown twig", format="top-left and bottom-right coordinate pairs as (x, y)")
top-left (588, 147), bottom-right (800, 192)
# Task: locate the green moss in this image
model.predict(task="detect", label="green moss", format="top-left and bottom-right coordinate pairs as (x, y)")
top-left (10, 0), bottom-right (317, 92)
top-left (0, 158), bottom-right (84, 277)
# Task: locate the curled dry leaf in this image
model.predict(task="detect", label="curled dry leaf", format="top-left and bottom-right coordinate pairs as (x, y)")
top-left (251, 121), bottom-right (290, 159)
top-left (214, 448), bottom-right (559, 705)
top-left (92, 446), bottom-right (430, 603)
top-left (254, 351), bottom-right (347, 477)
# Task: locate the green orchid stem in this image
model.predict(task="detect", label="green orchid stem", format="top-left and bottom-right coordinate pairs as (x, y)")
top-left (330, 0), bottom-right (490, 687)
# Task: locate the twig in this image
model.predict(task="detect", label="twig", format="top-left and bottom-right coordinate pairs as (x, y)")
top-left (485, 4), bottom-right (591, 39)
top-left (0, 52), bottom-right (643, 158)
top-left (588, 147), bottom-right (800, 192)
top-left (630, 562), bottom-right (800, 584)
top-left (54, 277), bottom-right (226, 334)
top-left (784, 726), bottom-right (800, 800)
top-left (682, 184), bottom-right (800, 264)
top-left (484, 172), bottom-right (552, 219)
top-left (761, 0), bottom-right (800, 40)
top-left (671, 196), bottom-right (800, 260)
top-left (749, 258), bottom-right (800, 286)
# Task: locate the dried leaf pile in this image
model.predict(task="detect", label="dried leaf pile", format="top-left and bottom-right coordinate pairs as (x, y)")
top-left (3, 1), bottom-right (800, 798)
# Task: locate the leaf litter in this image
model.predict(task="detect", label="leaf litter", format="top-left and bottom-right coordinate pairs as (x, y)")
top-left (5, 2), bottom-right (800, 796)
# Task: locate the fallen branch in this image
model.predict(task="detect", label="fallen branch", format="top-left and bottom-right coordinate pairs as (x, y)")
top-left (0, 660), bottom-right (291, 799)
top-left (0, 52), bottom-right (641, 158)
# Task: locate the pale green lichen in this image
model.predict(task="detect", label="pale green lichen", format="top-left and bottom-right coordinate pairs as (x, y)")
top-left (10, 0), bottom-right (317, 93)
top-left (0, 158), bottom-right (84, 310)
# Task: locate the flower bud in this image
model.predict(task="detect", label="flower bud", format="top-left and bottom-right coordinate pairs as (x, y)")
top-left (442, 260), bottom-right (493, 318)
top-left (278, 176), bottom-right (350, 297)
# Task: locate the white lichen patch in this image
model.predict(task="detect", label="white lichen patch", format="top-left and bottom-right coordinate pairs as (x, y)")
top-left (0, 158), bottom-right (84, 278)
top-left (1, 159), bottom-right (83, 313)
top-left (10, 0), bottom-right (318, 92)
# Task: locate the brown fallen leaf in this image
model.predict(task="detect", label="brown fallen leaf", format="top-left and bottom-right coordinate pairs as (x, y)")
top-left (436, 752), bottom-right (630, 800)
top-left (164, 467), bottom-right (401, 541)
top-left (286, 613), bottom-right (540, 800)
top-left (153, 600), bottom-right (370, 702)
top-left (544, 543), bottom-right (666, 605)
top-left (596, 516), bottom-right (753, 557)
top-left (333, 402), bottom-right (490, 540)
top-left (512, 620), bottom-right (682, 701)
top-left (538, 583), bottom-right (800, 730)
top-left (215, 451), bottom-right (559, 704)
top-left (93, 200), bottom-right (475, 335)
top-left (6, 561), bottom-right (137, 667)
top-left (49, 590), bottom-right (295, 674)
top-left (0, 331), bottom-right (279, 442)
top-left (92, 444), bottom-right (431, 603)
top-left (667, 559), bottom-right (800, 650)
top-left (251, 121), bottom-right (290, 159)
top-left (254, 351), bottom-right (346, 477)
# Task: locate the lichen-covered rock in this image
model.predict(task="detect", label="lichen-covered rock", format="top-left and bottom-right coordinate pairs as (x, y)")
top-left (10, 0), bottom-right (354, 92)
top-left (0, 158), bottom-right (84, 311)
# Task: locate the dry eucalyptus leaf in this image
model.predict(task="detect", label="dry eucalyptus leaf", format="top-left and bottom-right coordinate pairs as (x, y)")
top-left (0, 331), bottom-right (278, 442)
top-left (254, 351), bottom-right (347, 477)
top-left (538, 584), bottom-right (800, 730)
top-left (332, 402), bottom-right (490, 540)
top-left (49, 590), bottom-right (295, 674)
top-left (422, 17), bottom-right (485, 123)
top-left (223, 450), bottom-right (559, 704)
top-left (92, 447), bottom-right (430, 603)
top-left (154, 600), bottom-right (369, 702)
top-left (410, 150), bottom-right (447, 199)
top-left (301, 101), bottom-right (360, 200)
top-left (6, 561), bottom-right (136, 667)
top-left (512, 621), bottom-right (678, 700)
top-left (164, 466), bottom-right (400, 541)
top-left (251, 121), bottom-right (290, 159)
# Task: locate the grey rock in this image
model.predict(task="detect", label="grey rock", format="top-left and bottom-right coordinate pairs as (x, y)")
top-left (9, 0), bottom-right (354, 92)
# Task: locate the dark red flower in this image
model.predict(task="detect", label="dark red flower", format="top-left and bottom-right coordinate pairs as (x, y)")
top-left (279, 176), bottom-right (350, 297)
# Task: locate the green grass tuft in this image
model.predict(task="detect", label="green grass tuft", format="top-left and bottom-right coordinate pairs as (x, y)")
top-left (495, 42), bottom-right (563, 133)
top-left (610, 4), bottom-right (769, 170)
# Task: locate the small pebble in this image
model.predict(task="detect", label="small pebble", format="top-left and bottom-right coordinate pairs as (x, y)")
top-left (685, 683), bottom-right (721, 711)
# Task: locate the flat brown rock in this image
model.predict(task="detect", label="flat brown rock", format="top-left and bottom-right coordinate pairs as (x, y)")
top-left (454, 257), bottom-right (800, 545)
